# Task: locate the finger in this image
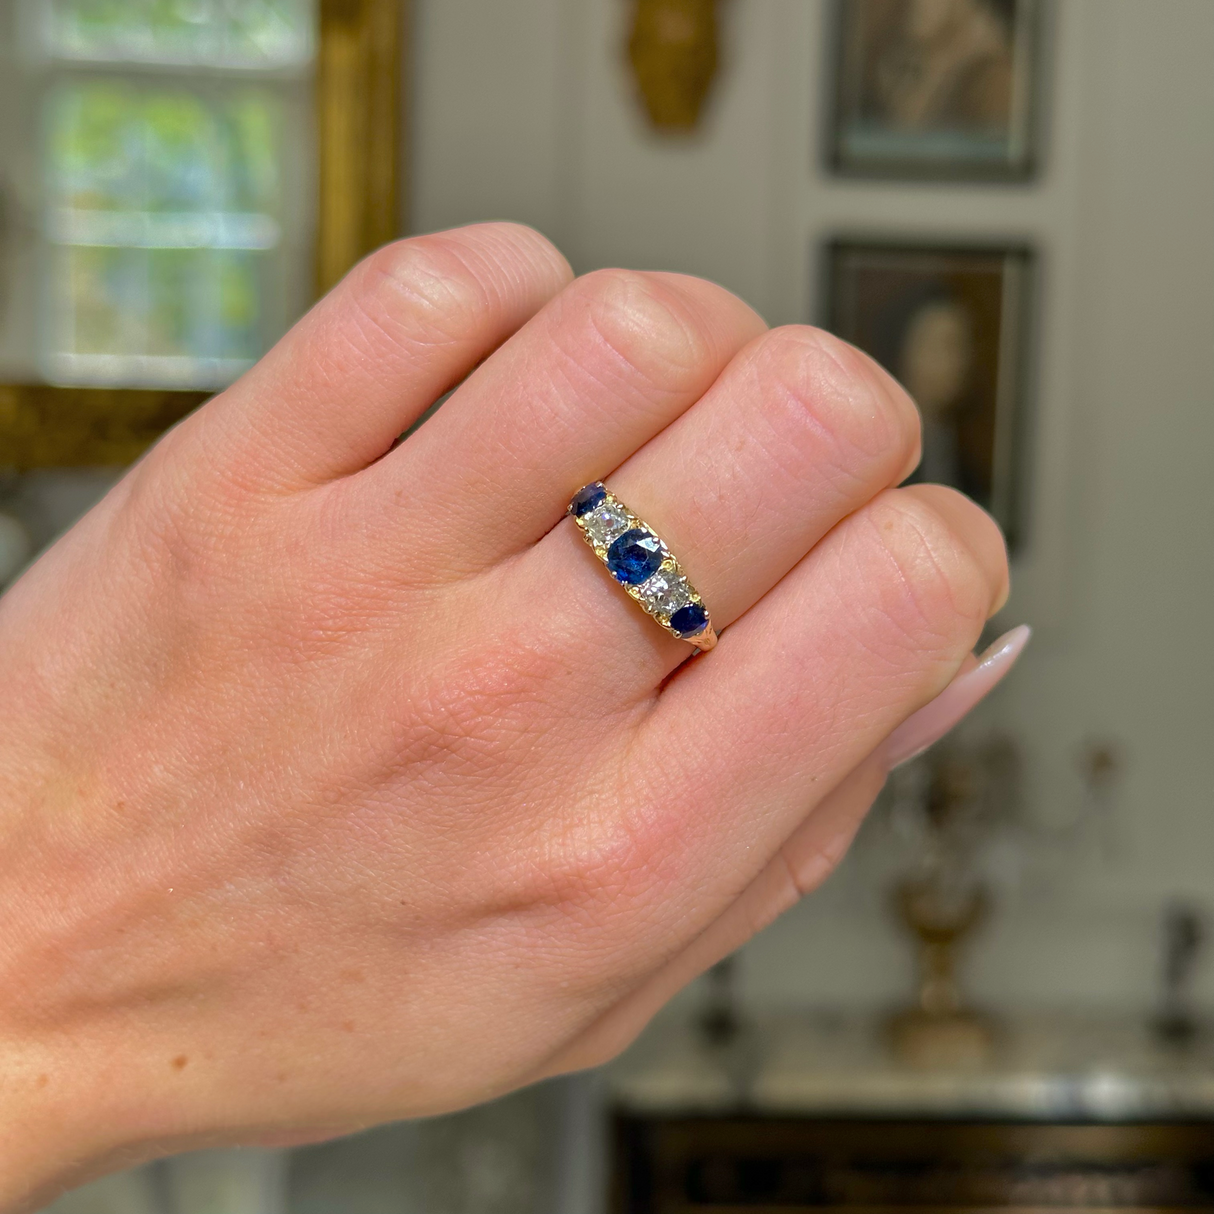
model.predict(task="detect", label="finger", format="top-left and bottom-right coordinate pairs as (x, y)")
top-left (663, 482), bottom-right (1010, 790)
top-left (495, 326), bottom-right (918, 689)
top-left (542, 622), bottom-right (1028, 1075)
top-left (602, 326), bottom-right (921, 631)
top-left (177, 224), bottom-right (573, 490)
top-left (349, 269), bottom-right (767, 573)
top-left (880, 623), bottom-right (1029, 768)
top-left (597, 485), bottom-right (1006, 948)
top-left (903, 482), bottom-right (1011, 616)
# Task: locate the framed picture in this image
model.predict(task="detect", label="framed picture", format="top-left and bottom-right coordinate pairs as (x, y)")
top-left (825, 240), bottom-right (1033, 546)
top-left (828, 0), bottom-right (1041, 180)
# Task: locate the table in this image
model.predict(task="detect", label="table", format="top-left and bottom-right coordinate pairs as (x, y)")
top-left (607, 1011), bottom-right (1214, 1212)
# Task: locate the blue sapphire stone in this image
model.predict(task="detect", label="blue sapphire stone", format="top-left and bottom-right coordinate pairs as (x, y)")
top-left (570, 483), bottom-right (607, 517)
top-left (669, 603), bottom-right (709, 638)
top-left (606, 529), bottom-right (664, 585)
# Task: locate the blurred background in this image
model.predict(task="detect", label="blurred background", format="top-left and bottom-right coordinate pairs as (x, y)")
top-left (1, 0), bottom-right (1211, 1210)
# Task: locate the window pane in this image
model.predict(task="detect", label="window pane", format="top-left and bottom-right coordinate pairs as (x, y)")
top-left (50, 81), bottom-right (143, 211)
top-left (213, 250), bottom-right (262, 359)
top-left (60, 245), bottom-right (146, 355)
top-left (146, 247), bottom-right (205, 357)
top-left (49, 81), bottom-right (284, 220)
top-left (222, 0), bottom-right (313, 66)
top-left (45, 79), bottom-right (285, 386)
top-left (46, 0), bottom-right (314, 68)
top-left (144, 91), bottom-right (220, 211)
top-left (220, 92), bottom-right (280, 213)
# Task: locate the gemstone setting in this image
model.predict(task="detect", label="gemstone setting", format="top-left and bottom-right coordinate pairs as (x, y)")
top-left (669, 602), bottom-right (709, 638)
top-left (582, 500), bottom-right (633, 548)
top-left (569, 484), bottom-right (715, 649)
top-left (606, 529), bottom-right (665, 585)
top-left (570, 482), bottom-right (607, 517)
top-left (636, 568), bottom-right (691, 614)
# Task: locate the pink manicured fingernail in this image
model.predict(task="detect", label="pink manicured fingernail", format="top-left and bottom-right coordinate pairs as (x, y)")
top-left (880, 625), bottom-right (1031, 769)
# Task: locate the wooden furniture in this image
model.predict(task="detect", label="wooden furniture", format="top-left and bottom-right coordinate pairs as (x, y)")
top-left (609, 1012), bottom-right (1214, 1212)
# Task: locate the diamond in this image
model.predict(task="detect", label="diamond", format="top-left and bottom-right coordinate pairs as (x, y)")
top-left (636, 569), bottom-right (691, 613)
top-left (582, 501), bottom-right (632, 548)
top-left (606, 529), bottom-right (665, 585)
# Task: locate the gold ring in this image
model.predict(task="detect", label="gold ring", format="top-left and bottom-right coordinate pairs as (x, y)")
top-left (568, 483), bottom-right (717, 651)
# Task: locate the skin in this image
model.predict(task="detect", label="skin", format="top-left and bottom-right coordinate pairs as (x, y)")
top-left (0, 224), bottom-right (1008, 1210)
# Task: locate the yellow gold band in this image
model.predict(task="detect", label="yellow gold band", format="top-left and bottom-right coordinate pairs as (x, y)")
top-left (568, 482), bottom-right (717, 651)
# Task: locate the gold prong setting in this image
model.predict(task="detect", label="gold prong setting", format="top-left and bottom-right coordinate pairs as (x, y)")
top-left (568, 482), bottom-right (717, 650)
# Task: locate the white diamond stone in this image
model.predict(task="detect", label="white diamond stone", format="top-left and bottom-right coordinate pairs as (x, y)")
top-left (636, 570), bottom-right (691, 614)
top-left (583, 501), bottom-right (632, 547)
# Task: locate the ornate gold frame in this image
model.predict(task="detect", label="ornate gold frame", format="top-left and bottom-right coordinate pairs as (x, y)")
top-left (0, 0), bottom-right (408, 471)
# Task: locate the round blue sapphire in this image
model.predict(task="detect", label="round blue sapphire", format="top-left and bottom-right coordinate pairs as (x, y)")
top-left (606, 529), bottom-right (664, 585)
top-left (669, 603), bottom-right (709, 638)
top-left (570, 483), bottom-right (607, 517)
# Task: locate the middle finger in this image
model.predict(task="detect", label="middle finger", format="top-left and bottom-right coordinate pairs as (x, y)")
top-left (350, 268), bottom-right (767, 577)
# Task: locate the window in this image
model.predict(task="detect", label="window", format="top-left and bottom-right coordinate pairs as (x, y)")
top-left (1, 0), bottom-right (403, 468)
top-left (10, 0), bottom-right (315, 388)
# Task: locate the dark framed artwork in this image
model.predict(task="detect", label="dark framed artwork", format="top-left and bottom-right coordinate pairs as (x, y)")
top-left (828, 0), bottom-right (1041, 180)
top-left (825, 240), bottom-right (1033, 547)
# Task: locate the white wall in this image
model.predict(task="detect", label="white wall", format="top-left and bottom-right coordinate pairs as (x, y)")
top-left (411, 0), bottom-right (1214, 1012)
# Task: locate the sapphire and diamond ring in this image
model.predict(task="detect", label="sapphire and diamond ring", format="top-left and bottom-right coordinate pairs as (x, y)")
top-left (568, 482), bottom-right (717, 651)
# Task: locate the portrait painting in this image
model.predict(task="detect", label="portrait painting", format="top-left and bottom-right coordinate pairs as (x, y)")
top-left (829, 0), bottom-right (1040, 178)
top-left (826, 241), bottom-right (1032, 545)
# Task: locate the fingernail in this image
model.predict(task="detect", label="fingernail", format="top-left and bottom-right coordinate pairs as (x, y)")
top-left (880, 625), bottom-right (1031, 769)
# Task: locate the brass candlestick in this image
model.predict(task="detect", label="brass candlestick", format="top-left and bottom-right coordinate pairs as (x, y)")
top-left (884, 751), bottom-right (1005, 1068)
top-left (888, 876), bottom-right (995, 1068)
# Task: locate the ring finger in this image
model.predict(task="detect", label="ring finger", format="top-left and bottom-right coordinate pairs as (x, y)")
top-left (518, 325), bottom-right (922, 681)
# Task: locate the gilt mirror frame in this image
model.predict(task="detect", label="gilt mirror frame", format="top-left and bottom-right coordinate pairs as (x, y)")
top-left (0, 0), bottom-right (408, 470)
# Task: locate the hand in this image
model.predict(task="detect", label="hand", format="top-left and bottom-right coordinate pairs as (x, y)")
top-left (0, 224), bottom-right (1010, 1207)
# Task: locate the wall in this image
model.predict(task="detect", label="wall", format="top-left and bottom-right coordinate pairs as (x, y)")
top-left (411, 0), bottom-right (1214, 1012)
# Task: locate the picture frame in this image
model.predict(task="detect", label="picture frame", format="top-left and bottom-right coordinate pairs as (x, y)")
top-left (827, 0), bottom-right (1042, 180)
top-left (824, 238), bottom-right (1033, 548)
top-left (0, 0), bottom-right (408, 470)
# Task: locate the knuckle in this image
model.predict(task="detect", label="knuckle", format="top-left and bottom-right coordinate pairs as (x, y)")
top-left (118, 451), bottom-right (236, 585)
top-left (350, 224), bottom-right (570, 352)
top-left (495, 763), bottom-right (687, 942)
top-left (748, 326), bottom-right (920, 474)
top-left (861, 489), bottom-right (996, 648)
top-left (513, 820), bottom-right (646, 931)
top-left (544, 806), bottom-right (670, 914)
top-left (398, 636), bottom-right (570, 782)
top-left (452, 220), bottom-right (571, 286)
top-left (551, 268), bottom-right (716, 395)
top-left (355, 236), bottom-right (493, 345)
